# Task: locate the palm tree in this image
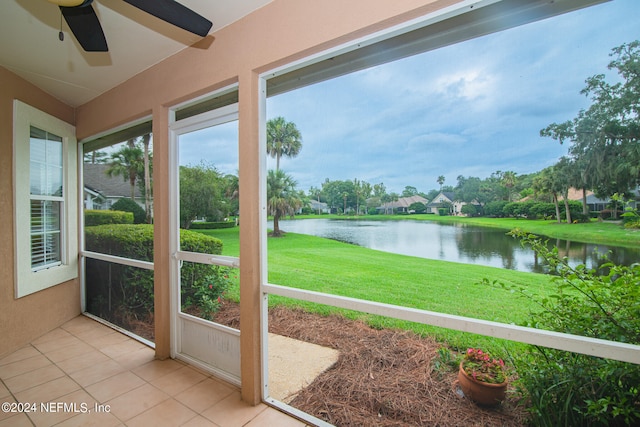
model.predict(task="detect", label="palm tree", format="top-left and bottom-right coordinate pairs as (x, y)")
top-left (501, 171), bottom-right (517, 202)
top-left (222, 173), bottom-right (239, 218)
top-left (84, 150), bottom-right (108, 164)
top-left (353, 179), bottom-right (362, 215)
top-left (533, 166), bottom-right (562, 223)
top-left (105, 140), bottom-right (144, 200)
top-left (266, 117), bottom-right (303, 170)
top-left (437, 175), bottom-right (445, 190)
top-left (267, 169), bottom-right (300, 237)
top-left (341, 192), bottom-right (348, 214)
top-left (141, 134), bottom-right (152, 223)
top-left (555, 157), bottom-right (574, 224)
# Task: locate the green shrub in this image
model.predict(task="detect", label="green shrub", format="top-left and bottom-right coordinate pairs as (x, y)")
top-left (85, 209), bottom-right (133, 226)
top-left (85, 224), bottom-right (155, 260)
top-left (504, 201), bottom-right (539, 218)
top-left (460, 203), bottom-right (477, 217)
top-left (530, 202), bottom-right (556, 219)
top-left (408, 202), bottom-right (427, 214)
top-left (111, 198), bottom-right (146, 224)
top-left (84, 224), bottom-right (228, 321)
top-left (623, 219), bottom-right (640, 229)
top-left (484, 200), bottom-right (508, 217)
top-left (190, 221), bottom-right (236, 230)
top-left (571, 212), bottom-right (591, 223)
top-left (560, 200), bottom-right (583, 218)
top-left (621, 206), bottom-right (640, 229)
top-left (486, 230), bottom-right (640, 426)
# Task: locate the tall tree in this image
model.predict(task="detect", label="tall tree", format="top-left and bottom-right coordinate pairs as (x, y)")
top-left (437, 175), bottom-right (445, 190)
top-left (541, 40), bottom-right (640, 212)
top-left (266, 117), bottom-right (303, 170)
top-left (179, 162), bottom-right (224, 229)
top-left (533, 166), bottom-right (562, 223)
top-left (388, 192), bottom-right (399, 214)
top-left (455, 175), bottom-right (493, 214)
top-left (353, 179), bottom-right (362, 215)
top-left (501, 171), bottom-right (517, 202)
top-left (555, 157), bottom-right (574, 224)
top-left (360, 181), bottom-right (373, 214)
top-left (402, 186), bottom-right (418, 197)
top-left (105, 140), bottom-right (144, 200)
top-left (84, 150), bottom-right (108, 164)
top-left (321, 179), bottom-right (355, 213)
top-left (351, 179), bottom-right (372, 215)
top-left (222, 173), bottom-right (239, 218)
top-left (267, 169), bottom-right (300, 237)
top-left (372, 182), bottom-right (386, 198)
top-left (141, 134), bottom-right (153, 223)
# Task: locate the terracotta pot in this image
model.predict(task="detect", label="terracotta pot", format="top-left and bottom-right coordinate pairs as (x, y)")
top-left (457, 362), bottom-right (507, 405)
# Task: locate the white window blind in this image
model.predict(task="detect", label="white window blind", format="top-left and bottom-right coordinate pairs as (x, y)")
top-left (30, 200), bottom-right (62, 270)
top-left (29, 126), bottom-right (64, 270)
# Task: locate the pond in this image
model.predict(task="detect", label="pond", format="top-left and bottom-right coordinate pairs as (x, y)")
top-left (277, 218), bottom-right (639, 274)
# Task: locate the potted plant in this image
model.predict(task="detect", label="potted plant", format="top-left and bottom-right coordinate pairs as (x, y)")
top-left (457, 348), bottom-right (507, 405)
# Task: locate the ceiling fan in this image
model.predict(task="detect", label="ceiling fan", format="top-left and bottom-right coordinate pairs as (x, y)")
top-left (47, 0), bottom-right (213, 52)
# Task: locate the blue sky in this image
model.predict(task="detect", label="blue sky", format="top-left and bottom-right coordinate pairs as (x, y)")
top-left (178, 1), bottom-right (639, 196)
top-left (264, 0), bottom-right (639, 195)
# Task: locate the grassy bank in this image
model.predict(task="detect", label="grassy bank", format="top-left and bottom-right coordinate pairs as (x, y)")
top-left (290, 213), bottom-right (640, 247)
top-left (200, 227), bottom-right (553, 354)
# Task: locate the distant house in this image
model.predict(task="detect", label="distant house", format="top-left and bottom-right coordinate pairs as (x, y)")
top-left (426, 191), bottom-right (456, 215)
top-left (309, 199), bottom-right (330, 214)
top-left (560, 188), bottom-right (599, 211)
top-left (562, 187), bottom-right (639, 213)
top-left (425, 191), bottom-right (479, 216)
top-left (378, 195), bottom-right (429, 214)
top-left (83, 163), bottom-right (146, 210)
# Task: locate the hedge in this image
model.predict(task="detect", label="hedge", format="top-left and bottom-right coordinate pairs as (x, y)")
top-left (84, 224), bottom-right (225, 324)
top-left (190, 221), bottom-right (237, 230)
top-left (111, 198), bottom-right (146, 224)
top-left (85, 224), bottom-right (222, 259)
top-left (85, 210), bottom-right (133, 226)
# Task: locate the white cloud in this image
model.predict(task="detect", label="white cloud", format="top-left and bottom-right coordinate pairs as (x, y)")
top-left (263, 0), bottom-right (639, 194)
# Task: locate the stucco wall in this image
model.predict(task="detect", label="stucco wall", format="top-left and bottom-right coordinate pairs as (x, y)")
top-left (0, 66), bottom-right (79, 357)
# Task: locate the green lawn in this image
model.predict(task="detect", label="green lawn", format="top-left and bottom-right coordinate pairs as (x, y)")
top-left (197, 216), bottom-right (637, 354)
top-left (198, 226), bottom-right (556, 354)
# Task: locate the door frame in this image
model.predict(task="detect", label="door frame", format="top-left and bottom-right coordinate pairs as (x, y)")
top-left (168, 95), bottom-right (241, 385)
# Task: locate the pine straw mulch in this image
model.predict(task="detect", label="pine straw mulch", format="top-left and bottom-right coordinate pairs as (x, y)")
top-left (213, 301), bottom-right (529, 427)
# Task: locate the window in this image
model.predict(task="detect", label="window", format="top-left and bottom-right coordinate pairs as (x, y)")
top-left (30, 127), bottom-right (63, 271)
top-left (14, 100), bottom-right (77, 297)
top-left (81, 119), bottom-right (155, 341)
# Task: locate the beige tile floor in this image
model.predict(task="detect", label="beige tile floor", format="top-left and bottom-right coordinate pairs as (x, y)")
top-left (0, 315), bottom-right (307, 427)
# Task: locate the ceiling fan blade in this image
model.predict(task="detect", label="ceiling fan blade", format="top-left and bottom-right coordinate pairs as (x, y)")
top-left (123, 0), bottom-right (212, 37)
top-left (60, 4), bottom-right (108, 52)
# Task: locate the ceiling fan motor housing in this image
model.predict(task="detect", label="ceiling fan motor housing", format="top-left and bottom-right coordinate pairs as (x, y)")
top-left (47, 0), bottom-right (92, 7)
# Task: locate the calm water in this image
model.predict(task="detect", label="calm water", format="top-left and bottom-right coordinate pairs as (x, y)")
top-left (277, 219), bottom-right (639, 273)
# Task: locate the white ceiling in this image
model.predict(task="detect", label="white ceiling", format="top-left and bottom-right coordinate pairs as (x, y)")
top-left (0, 0), bottom-right (272, 107)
